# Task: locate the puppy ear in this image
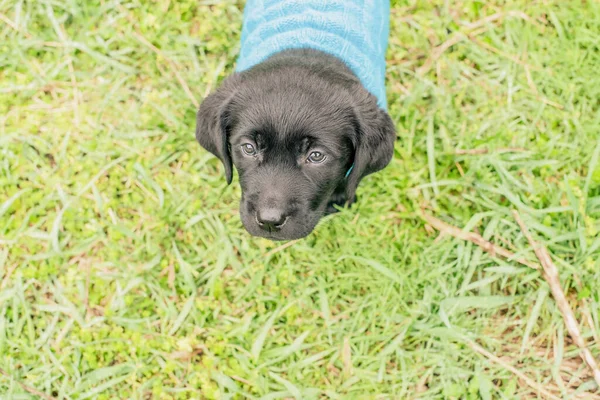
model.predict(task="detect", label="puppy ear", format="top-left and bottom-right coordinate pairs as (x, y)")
top-left (195, 75), bottom-right (240, 185)
top-left (345, 90), bottom-right (396, 202)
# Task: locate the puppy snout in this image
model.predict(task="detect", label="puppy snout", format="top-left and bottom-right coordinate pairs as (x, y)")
top-left (256, 208), bottom-right (288, 232)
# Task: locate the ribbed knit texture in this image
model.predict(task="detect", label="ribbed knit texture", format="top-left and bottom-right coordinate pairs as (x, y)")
top-left (236, 0), bottom-right (390, 109)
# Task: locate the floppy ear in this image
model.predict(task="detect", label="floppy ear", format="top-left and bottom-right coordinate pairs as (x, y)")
top-left (195, 75), bottom-right (240, 185)
top-left (345, 90), bottom-right (396, 202)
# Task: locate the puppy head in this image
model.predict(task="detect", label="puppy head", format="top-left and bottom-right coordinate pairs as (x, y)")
top-left (196, 69), bottom-right (395, 241)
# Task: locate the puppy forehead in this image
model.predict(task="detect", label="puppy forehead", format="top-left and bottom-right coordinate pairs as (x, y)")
top-left (235, 115), bottom-right (350, 153)
top-left (233, 91), bottom-right (355, 151)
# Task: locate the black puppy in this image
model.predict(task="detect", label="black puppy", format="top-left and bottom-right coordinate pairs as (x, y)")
top-left (196, 49), bottom-right (395, 240)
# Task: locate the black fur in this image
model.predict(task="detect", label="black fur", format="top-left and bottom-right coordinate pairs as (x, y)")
top-left (196, 49), bottom-right (395, 240)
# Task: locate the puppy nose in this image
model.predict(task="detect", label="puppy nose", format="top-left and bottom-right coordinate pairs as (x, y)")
top-left (256, 208), bottom-right (288, 231)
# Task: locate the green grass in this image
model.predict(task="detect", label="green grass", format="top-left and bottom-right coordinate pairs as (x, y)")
top-left (1, 0), bottom-right (600, 398)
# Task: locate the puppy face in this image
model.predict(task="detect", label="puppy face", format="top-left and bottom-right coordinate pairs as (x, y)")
top-left (196, 50), bottom-right (395, 241)
top-left (229, 89), bottom-right (355, 240)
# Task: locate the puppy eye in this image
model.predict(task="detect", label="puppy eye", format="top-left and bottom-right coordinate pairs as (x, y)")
top-left (307, 151), bottom-right (326, 163)
top-left (241, 143), bottom-right (257, 156)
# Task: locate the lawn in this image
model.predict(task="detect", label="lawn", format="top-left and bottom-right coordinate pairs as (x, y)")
top-left (1, 0), bottom-right (600, 398)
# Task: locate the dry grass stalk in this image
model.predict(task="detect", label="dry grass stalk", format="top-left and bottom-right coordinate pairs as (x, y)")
top-left (132, 32), bottom-right (199, 109)
top-left (512, 210), bottom-right (600, 388)
top-left (0, 263), bottom-right (18, 290)
top-left (0, 368), bottom-right (56, 400)
top-left (417, 11), bottom-right (534, 76)
top-left (115, 4), bottom-right (199, 109)
top-left (342, 337), bottom-right (353, 378)
top-left (0, 12), bottom-right (32, 38)
top-left (465, 339), bottom-right (562, 400)
top-left (455, 147), bottom-right (527, 155)
top-left (421, 209), bottom-right (600, 392)
top-left (420, 211), bottom-right (539, 269)
top-left (265, 240), bottom-right (299, 258)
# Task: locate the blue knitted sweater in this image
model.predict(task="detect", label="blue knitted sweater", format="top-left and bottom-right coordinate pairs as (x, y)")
top-left (236, 0), bottom-right (390, 110)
